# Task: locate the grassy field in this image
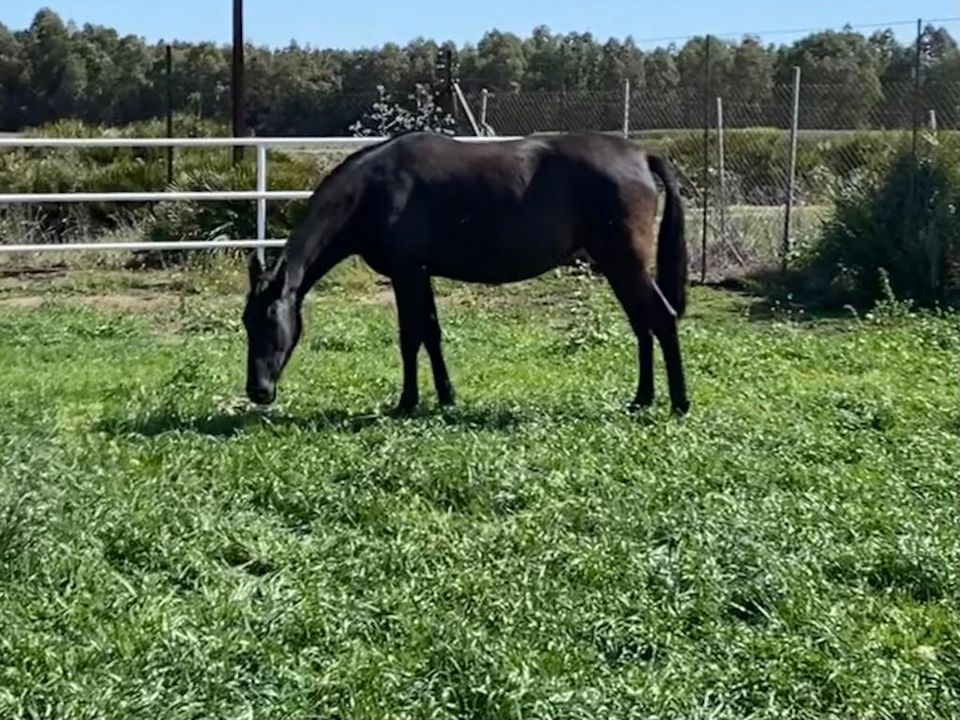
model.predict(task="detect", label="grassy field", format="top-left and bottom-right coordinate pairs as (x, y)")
top-left (0, 261), bottom-right (957, 719)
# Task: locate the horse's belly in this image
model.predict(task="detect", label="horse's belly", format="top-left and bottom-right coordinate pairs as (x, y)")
top-left (429, 220), bottom-right (577, 283)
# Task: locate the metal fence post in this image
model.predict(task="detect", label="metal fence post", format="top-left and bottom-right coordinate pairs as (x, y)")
top-left (231, 0), bottom-right (245, 166)
top-left (623, 79), bottom-right (631, 138)
top-left (700, 35), bottom-right (712, 284)
top-left (452, 82), bottom-right (482, 136)
top-left (782, 66), bottom-right (801, 271)
top-left (165, 45), bottom-right (174, 186)
top-left (929, 108), bottom-right (937, 131)
top-left (911, 19), bottom-right (923, 162)
top-left (255, 143), bottom-right (267, 264)
top-left (716, 96), bottom-right (726, 248)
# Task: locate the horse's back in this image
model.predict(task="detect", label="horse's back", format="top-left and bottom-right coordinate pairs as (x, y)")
top-left (361, 132), bottom-right (659, 283)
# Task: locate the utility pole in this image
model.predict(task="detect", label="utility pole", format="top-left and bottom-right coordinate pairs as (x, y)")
top-left (232, 0), bottom-right (245, 164)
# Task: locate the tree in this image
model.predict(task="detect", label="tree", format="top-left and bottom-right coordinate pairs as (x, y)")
top-left (640, 47), bottom-right (681, 128)
top-left (23, 9), bottom-right (86, 125)
top-left (676, 35), bottom-right (734, 92)
top-left (0, 9), bottom-right (954, 136)
top-left (73, 23), bottom-right (117, 122)
top-left (558, 32), bottom-right (601, 90)
top-left (474, 31), bottom-right (526, 91)
top-left (349, 84), bottom-right (455, 136)
top-left (110, 34), bottom-right (152, 123)
top-left (257, 42), bottom-right (343, 135)
top-left (522, 26), bottom-right (564, 91)
top-left (731, 37), bottom-right (773, 102)
top-left (0, 22), bottom-right (27, 129)
top-left (675, 36), bottom-right (734, 125)
top-left (402, 37), bottom-right (440, 91)
top-left (645, 47), bottom-right (680, 93)
top-left (341, 43), bottom-right (410, 93)
top-left (920, 25), bottom-right (960, 128)
top-left (175, 42), bottom-right (229, 120)
top-left (776, 28), bottom-right (883, 128)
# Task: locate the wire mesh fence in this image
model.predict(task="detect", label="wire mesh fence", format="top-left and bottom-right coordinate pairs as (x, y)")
top-left (458, 76), bottom-right (959, 281)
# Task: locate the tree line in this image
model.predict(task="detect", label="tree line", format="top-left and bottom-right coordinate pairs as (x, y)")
top-left (1, 8), bottom-right (958, 135)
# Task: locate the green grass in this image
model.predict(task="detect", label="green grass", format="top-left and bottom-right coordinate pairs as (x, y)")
top-left (0, 263), bottom-right (957, 719)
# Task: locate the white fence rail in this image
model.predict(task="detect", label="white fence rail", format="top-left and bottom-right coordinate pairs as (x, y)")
top-left (0, 135), bottom-right (516, 256)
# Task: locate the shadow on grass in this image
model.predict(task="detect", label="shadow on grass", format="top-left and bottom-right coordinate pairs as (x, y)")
top-left (696, 273), bottom-right (856, 325)
top-left (96, 403), bottom-right (529, 439)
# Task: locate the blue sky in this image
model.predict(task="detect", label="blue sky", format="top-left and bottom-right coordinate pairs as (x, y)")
top-left (2, 1), bottom-right (958, 49)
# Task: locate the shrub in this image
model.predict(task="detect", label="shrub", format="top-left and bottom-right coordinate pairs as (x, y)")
top-left (644, 129), bottom-right (928, 205)
top-left (802, 141), bottom-right (960, 308)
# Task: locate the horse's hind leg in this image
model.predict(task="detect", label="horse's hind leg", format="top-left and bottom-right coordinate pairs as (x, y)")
top-left (422, 278), bottom-right (455, 406)
top-left (635, 330), bottom-right (655, 409)
top-left (594, 238), bottom-right (689, 415)
top-left (600, 264), bottom-right (658, 410)
top-left (648, 284), bottom-right (689, 415)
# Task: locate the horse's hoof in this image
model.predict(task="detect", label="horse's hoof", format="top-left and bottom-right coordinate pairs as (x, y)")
top-left (628, 397), bottom-right (654, 413)
top-left (392, 399), bottom-right (418, 416)
top-left (671, 399), bottom-right (690, 417)
top-left (438, 393), bottom-right (456, 408)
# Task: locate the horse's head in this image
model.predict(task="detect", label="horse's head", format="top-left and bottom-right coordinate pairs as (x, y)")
top-left (242, 253), bottom-right (302, 405)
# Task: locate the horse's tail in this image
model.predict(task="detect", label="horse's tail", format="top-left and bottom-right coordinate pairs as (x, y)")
top-left (647, 153), bottom-right (688, 319)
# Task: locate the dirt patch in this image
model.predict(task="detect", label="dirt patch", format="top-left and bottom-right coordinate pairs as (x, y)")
top-left (363, 288), bottom-right (396, 306)
top-left (0, 293), bottom-right (176, 313)
top-left (0, 296), bottom-right (44, 310)
top-left (86, 293), bottom-right (177, 312)
top-left (0, 265), bottom-right (69, 279)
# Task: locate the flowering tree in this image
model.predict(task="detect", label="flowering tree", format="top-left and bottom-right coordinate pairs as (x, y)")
top-left (350, 84), bottom-right (456, 137)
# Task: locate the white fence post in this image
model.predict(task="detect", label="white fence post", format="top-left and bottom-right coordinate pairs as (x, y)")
top-left (716, 96), bottom-right (726, 246)
top-left (623, 79), bottom-right (631, 138)
top-left (782, 66), bottom-right (802, 271)
top-left (256, 142), bottom-right (267, 264)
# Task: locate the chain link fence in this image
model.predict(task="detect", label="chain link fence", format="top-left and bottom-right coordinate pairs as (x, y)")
top-left (458, 77), bottom-right (959, 281)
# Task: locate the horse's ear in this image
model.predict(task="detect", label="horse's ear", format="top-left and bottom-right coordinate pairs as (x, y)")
top-left (248, 252), bottom-right (264, 288)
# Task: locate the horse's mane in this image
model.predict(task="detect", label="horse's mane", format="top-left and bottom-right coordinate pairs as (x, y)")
top-left (316, 130), bottom-right (455, 187)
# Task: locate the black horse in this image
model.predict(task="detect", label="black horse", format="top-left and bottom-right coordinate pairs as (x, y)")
top-left (243, 131), bottom-right (690, 415)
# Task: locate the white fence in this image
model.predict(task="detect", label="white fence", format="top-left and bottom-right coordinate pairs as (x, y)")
top-left (0, 135), bottom-right (516, 258)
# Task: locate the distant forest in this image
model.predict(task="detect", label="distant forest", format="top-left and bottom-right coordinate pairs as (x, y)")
top-left (0, 8), bottom-right (958, 134)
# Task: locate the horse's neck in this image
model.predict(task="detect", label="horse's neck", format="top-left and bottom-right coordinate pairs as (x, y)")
top-left (286, 171), bottom-right (363, 302)
top-left (288, 230), bottom-right (351, 303)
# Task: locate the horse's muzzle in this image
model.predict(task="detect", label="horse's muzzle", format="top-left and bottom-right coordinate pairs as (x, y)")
top-left (246, 385), bottom-right (275, 406)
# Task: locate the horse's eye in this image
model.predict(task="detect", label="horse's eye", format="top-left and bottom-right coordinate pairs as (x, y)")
top-left (266, 306), bottom-right (277, 320)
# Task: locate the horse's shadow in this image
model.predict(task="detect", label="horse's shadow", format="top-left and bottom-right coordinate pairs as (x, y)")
top-left (96, 403), bottom-right (527, 439)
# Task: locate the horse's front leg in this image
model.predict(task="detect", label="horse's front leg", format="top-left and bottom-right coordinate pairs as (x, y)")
top-left (392, 275), bottom-right (426, 413)
top-left (421, 277), bottom-right (455, 406)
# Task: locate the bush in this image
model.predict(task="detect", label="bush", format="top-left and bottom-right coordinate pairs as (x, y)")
top-left (802, 141), bottom-right (960, 308)
top-left (644, 129), bottom-right (933, 205)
